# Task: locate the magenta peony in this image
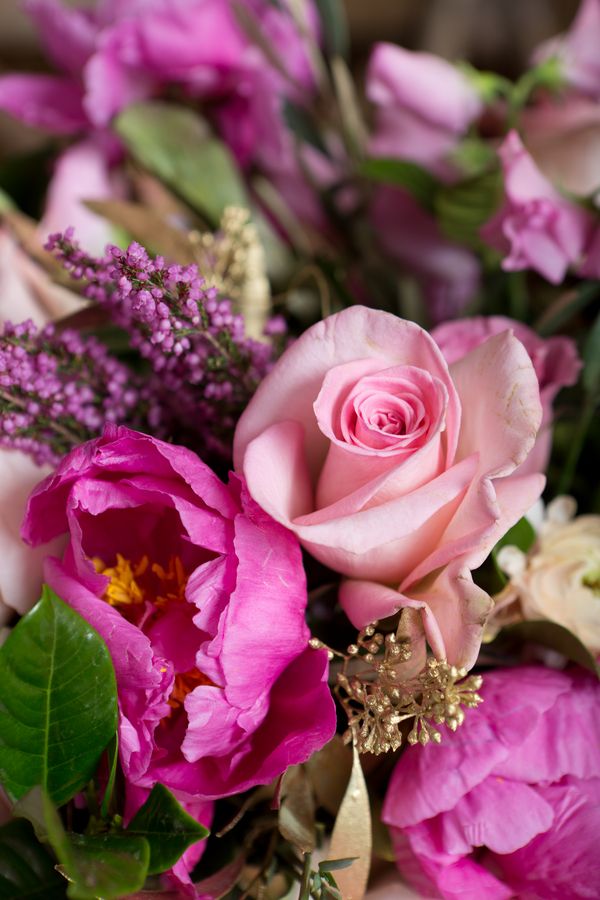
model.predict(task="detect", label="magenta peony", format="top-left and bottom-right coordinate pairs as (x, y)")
top-left (234, 306), bottom-right (544, 667)
top-left (383, 665), bottom-right (600, 899)
top-left (22, 426), bottom-right (335, 803)
top-left (481, 130), bottom-right (593, 284)
top-left (432, 315), bottom-right (581, 475)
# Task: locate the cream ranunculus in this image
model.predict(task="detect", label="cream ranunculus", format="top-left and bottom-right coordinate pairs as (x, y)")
top-left (492, 500), bottom-right (600, 656)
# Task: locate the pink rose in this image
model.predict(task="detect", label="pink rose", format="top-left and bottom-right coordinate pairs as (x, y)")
top-left (383, 665), bottom-right (600, 899)
top-left (432, 315), bottom-right (581, 475)
top-left (366, 43), bottom-right (482, 180)
top-left (533, 0), bottom-right (600, 99)
top-left (481, 130), bottom-right (592, 284)
top-left (234, 306), bottom-right (544, 667)
top-left (22, 426), bottom-right (335, 806)
top-left (370, 187), bottom-right (481, 323)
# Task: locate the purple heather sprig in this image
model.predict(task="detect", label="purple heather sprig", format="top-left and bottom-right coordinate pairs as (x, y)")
top-left (0, 319), bottom-right (162, 465)
top-left (46, 229), bottom-right (280, 457)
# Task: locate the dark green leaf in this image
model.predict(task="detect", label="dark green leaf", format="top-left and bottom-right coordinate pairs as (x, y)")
top-left (494, 516), bottom-right (536, 557)
top-left (43, 794), bottom-right (149, 900)
top-left (582, 311), bottom-right (600, 395)
top-left (126, 783), bottom-right (209, 875)
top-left (497, 621), bottom-right (600, 678)
top-left (318, 857), bottom-right (357, 872)
top-left (435, 170), bottom-right (503, 249)
top-left (359, 158), bottom-right (439, 210)
top-left (100, 733), bottom-right (119, 820)
top-left (315, 0), bottom-right (349, 58)
top-left (0, 587), bottom-right (118, 807)
top-left (283, 100), bottom-right (328, 156)
top-left (115, 102), bottom-right (247, 226)
top-left (0, 818), bottom-right (66, 899)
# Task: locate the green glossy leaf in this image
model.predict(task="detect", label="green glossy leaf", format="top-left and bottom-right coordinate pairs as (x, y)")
top-left (100, 733), bottom-right (119, 820)
top-left (0, 187), bottom-right (16, 212)
top-left (315, 0), bottom-right (349, 58)
top-left (0, 587), bottom-right (118, 806)
top-left (126, 783), bottom-right (209, 875)
top-left (115, 102), bottom-right (248, 226)
top-left (0, 818), bottom-right (66, 899)
top-left (319, 857), bottom-right (357, 872)
top-left (359, 157), bottom-right (439, 210)
top-left (43, 794), bottom-right (149, 900)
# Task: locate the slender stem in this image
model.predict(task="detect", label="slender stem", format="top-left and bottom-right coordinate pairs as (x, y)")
top-left (557, 396), bottom-right (597, 495)
top-left (298, 852), bottom-right (313, 900)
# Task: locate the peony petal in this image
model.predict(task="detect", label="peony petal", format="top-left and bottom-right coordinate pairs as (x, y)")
top-left (0, 74), bottom-right (87, 133)
top-left (25, 0), bottom-right (98, 75)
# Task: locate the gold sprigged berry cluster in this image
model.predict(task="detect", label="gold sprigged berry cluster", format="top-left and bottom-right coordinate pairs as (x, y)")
top-left (312, 623), bottom-right (484, 755)
top-left (189, 207), bottom-right (270, 339)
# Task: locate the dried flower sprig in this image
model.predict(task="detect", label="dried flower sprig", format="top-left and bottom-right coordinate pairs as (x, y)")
top-left (312, 622), bottom-right (483, 755)
top-left (0, 319), bottom-right (161, 465)
top-left (46, 229), bottom-right (281, 457)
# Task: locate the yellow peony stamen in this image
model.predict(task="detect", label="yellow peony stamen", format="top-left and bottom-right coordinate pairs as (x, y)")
top-left (93, 554), bottom-right (148, 607)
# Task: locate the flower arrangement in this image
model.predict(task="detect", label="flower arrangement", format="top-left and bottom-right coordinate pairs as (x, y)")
top-left (0, 1), bottom-right (598, 898)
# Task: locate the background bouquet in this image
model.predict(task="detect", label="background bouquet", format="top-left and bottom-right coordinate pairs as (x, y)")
top-left (0, 0), bottom-right (598, 898)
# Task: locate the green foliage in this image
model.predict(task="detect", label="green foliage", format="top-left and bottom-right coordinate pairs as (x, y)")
top-left (42, 795), bottom-right (149, 900)
top-left (126, 783), bottom-right (209, 875)
top-left (115, 102), bottom-right (248, 226)
top-left (491, 517), bottom-right (536, 587)
top-left (315, 0), bottom-right (349, 58)
top-left (0, 818), bottom-right (66, 899)
top-left (359, 157), bottom-right (439, 210)
top-left (0, 587), bottom-right (118, 807)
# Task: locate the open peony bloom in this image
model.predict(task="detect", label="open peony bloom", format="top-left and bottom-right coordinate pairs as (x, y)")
top-left (432, 315), bottom-right (581, 475)
top-left (234, 306), bottom-right (544, 668)
top-left (383, 665), bottom-right (600, 899)
top-left (22, 426), bottom-right (335, 805)
top-left (481, 130), bottom-right (593, 284)
top-left (533, 0), bottom-right (600, 99)
top-left (366, 43), bottom-right (482, 180)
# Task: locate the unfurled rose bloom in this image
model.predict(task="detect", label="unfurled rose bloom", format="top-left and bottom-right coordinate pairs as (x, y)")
top-left (481, 130), bottom-right (593, 284)
top-left (366, 43), bottom-right (482, 180)
top-left (23, 427), bottom-right (335, 806)
top-left (493, 508), bottom-right (600, 657)
top-left (234, 306), bottom-right (544, 668)
top-left (533, 0), bottom-right (600, 99)
top-left (432, 315), bottom-right (581, 475)
top-left (370, 187), bottom-right (481, 323)
top-left (383, 665), bottom-right (600, 899)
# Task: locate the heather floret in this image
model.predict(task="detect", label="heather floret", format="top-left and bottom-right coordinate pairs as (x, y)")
top-left (46, 230), bottom-right (279, 457)
top-left (0, 319), bottom-right (160, 465)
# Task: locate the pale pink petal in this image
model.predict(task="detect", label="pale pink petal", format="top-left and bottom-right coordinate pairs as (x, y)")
top-left (40, 140), bottom-right (119, 256)
top-left (0, 451), bottom-right (63, 625)
top-left (242, 420), bottom-right (314, 523)
top-left (449, 330), bottom-right (542, 479)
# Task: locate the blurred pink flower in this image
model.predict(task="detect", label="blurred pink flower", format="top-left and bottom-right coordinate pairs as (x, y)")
top-left (534, 0), bottom-right (600, 99)
top-left (371, 187), bottom-right (481, 322)
top-left (366, 43), bottom-right (482, 180)
top-left (383, 665), bottom-right (600, 899)
top-left (521, 94), bottom-right (600, 198)
top-left (481, 130), bottom-right (592, 283)
top-left (23, 426), bottom-right (335, 805)
top-left (432, 315), bottom-right (581, 475)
